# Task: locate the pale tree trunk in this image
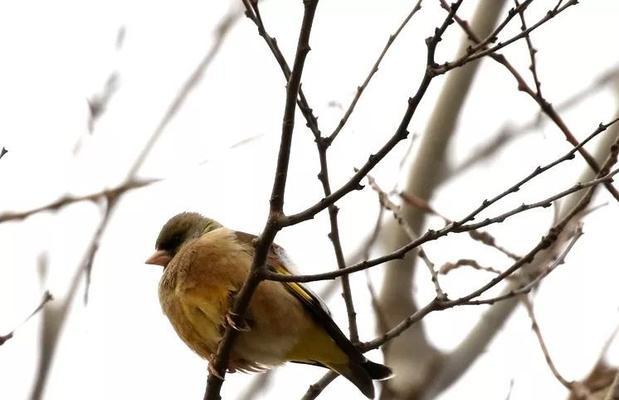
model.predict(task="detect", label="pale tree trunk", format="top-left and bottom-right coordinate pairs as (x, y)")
top-left (378, 2), bottom-right (509, 399)
top-left (379, 3), bottom-right (619, 397)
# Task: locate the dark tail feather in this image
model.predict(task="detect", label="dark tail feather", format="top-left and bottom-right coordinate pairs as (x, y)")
top-left (363, 359), bottom-right (393, 381)
top-left (328, 359), bottom-right (393, 398)
top-left (328, 361), bottom-right (375, 398)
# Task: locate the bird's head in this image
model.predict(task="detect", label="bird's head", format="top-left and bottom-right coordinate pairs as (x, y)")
top-left (145, 212), bottom-right (222, 267)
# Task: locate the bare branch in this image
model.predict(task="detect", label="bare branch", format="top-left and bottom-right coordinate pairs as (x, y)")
top-left (456, 119), bottom-right (619, 227)
top-left (0, 178), bottom-right (159, 224)
top-left (264, 167), bottom-right (617, 283)
top-left (327, 0), bottom-right (423, 143)
top-left (436, 0), bottom-right (578, 75)
top-left (456, 169), bottom-right (618, 232)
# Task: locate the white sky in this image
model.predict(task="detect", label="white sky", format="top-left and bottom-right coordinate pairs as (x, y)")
top-left (1, 1), bottom-right (618, 399)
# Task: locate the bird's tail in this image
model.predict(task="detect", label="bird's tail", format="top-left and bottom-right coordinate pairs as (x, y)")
top-left (328, 359), bottom-right (393, 398)
top-left (362, 359), bottom-right (393, 381)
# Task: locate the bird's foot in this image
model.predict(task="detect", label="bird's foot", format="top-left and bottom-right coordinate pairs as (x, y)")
top-left (208, 361), bottom-right (225, 379)
top-left (226, 312), bottom-right (250, 332)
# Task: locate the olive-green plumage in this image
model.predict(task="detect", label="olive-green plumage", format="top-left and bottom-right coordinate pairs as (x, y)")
top-left (146, 212), bottom-right (392, 398)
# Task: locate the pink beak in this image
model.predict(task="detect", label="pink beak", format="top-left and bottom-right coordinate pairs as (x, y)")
top-left (145, 249), bottom-right (172, 267)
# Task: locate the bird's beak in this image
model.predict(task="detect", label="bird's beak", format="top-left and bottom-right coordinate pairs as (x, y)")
top-left (145, 250), bottom-right (172, 267)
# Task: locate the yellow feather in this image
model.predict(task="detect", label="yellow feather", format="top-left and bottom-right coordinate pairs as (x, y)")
top-left (285, 323), bottom-right (349, 365)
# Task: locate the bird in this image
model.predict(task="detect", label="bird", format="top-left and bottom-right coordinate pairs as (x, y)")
top-left (145, 212), bottom-right (392, 398)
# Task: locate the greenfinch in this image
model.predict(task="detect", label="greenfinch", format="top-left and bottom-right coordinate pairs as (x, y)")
top-left (145, 212), bottom-right (392, 398)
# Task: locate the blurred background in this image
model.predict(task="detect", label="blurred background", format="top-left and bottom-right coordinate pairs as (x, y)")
top-left (1, 0), bottom-right (618, 399)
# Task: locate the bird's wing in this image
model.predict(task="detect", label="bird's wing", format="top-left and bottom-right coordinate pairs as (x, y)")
top-left (233, 231), bottom-right (365, 365)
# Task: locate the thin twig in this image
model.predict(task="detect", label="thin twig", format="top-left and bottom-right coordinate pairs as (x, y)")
top-left (84, 26), bottom-right (123, 139)
top-left (522, 296), bottom-right (573, 389)
top-left (316, 138), bottom-right (360, 342)
top-left (457, 169), bottom-right (618, 232)
top-left (83, 198), bottom-right (117, 304)
top-left (439, 259), bottom-right (504, 276)
top-left (86, 72), bottom-right (119, 134)
top-left (300, 371), bottom-right (338, 400)
top-left (0, 132), bottom-right (260, 225)
top-left (365, 270), bottom-right (389, 336)
top-left (468, 230), bottom-right (521, 261)
top-left (514, 0), bottom-right (542, 96)
top-left (456, 119), bottom-right (619, 227)
top-left (457, 226), bottom-right (584, 306)
top-left (367, 175), bottom-right (445, 299)
top-left (327, 0), bottom-right (423, 143)
top-left (0, 291), bottom-right (53, 346)
top-left (241, 0), bottom-right (322, 139)
top-left (435, 0), bottom-right (577, 74)
top-left (457, 0), bottom-right (534, 58)
top-left (399, 191), bottom-right (521, 260)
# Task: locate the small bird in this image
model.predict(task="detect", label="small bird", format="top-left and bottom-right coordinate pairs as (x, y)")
top-left (145, 212), bottom-right (392, 398)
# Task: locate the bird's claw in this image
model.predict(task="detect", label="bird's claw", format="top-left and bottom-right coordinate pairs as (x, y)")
top-left (208, 362), bottom-right (225, 379)
top-left (226, 313), bottom-right (250, 332)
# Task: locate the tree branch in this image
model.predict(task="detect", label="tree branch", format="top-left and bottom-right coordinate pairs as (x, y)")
top-left (438, 0), bottom-right (619, 202)
top-left (203, 2), bottom-right (319, 399)
top-left (263, 124), bottom-right (619, 284)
